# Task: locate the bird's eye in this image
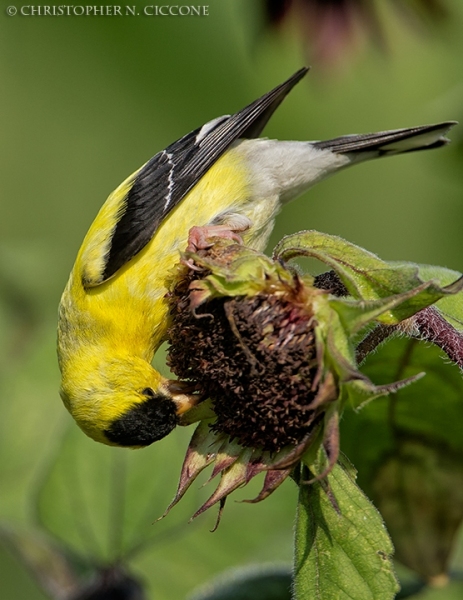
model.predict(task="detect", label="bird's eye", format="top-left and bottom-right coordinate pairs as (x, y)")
top-left (141, 387), bottom-right (156, 398)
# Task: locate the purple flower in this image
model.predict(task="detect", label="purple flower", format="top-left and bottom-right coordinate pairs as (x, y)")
top-left (263, 0), bottom-right (448, 67)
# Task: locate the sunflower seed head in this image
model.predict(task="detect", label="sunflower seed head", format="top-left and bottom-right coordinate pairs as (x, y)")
top-left (168, 242), bottom-right (331, 452)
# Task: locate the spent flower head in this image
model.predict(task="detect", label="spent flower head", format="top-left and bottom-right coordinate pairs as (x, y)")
top-left (162, 232), bottom-right (462, 526)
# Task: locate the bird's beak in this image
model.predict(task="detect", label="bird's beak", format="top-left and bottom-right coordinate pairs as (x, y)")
top-left (164, 379), bottom-right (201, 415)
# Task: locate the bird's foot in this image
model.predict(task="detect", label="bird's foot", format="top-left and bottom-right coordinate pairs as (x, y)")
top-left (186, 224), bottom-right (246, 253)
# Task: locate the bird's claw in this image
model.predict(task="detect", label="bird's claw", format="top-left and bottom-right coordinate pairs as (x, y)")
top-left (180, 256), bottom-right (203, 271)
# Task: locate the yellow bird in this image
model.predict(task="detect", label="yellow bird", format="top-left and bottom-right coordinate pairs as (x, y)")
top-left (58, 68), bottom-right (455, 447)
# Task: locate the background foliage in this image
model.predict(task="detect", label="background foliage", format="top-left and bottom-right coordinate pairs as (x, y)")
top-left (1, 1), bottom-right (463, 598)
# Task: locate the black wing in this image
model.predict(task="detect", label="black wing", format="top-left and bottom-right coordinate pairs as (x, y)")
top-left (97, 67), bottom-right (309, 284)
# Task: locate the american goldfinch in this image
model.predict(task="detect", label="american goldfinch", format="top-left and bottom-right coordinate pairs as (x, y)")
top-left (57, 67), bottom-right (455, 447)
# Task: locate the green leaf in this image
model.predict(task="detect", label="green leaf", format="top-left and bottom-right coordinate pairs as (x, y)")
top-left (275, 231), bottom-right (421, 298)
top-left (372, 439), bottom-right (463, 582)
top-left (34, 426), bottom-right (193, 562)
top-left (0, 524), bottom-right (80, 599)
top-left (341, 336), bottom-right (463, 581)
top-left (274, 232), bottom-right (463, 323)
top-left (329, 284), bottom-right (443, 331)
top-left (408, 581), bottom-right (463, 599)
top-left (293, 457), bottom-right (399, 600)
top-left (351, 338), bottom-right (463, 458)
top-left (186, 564), bottom-right (292, 600)
top-left (415, 265), bottom-right (463, 332)
top-left (0, 523), bottom-right (148, 599)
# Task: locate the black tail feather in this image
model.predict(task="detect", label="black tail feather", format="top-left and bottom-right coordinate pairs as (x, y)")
top-left (313, 121), bottom-right (457, 155)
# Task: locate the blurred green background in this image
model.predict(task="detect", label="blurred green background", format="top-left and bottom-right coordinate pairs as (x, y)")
top-left (1, 1), bottom-right (463, 598)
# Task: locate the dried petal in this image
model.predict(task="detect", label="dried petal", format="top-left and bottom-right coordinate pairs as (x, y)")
top-left (160, 422), bottom-right (223, 518)
top-left (191, 448), bottom-right (254, 520)
top-left (242, 468), bottom-right (293, 504)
